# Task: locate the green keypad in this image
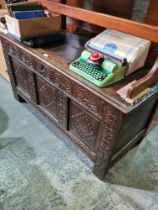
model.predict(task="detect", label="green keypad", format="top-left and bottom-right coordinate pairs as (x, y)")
top-left (72, 61), bottom-right (107, 81)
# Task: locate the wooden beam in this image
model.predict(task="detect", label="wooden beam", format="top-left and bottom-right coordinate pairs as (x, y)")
top-left (144, 0), bottom-right (158, 61)
top-left (145, 0), bottom-right (158, 26)
top-left (40, 0), bottom-right (158, 43)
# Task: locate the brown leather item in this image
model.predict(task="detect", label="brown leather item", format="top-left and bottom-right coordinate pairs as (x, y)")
top-left (117, 56), bottom-right (158, 99)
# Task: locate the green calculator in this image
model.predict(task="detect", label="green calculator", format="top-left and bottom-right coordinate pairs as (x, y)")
top-left (69, 50), bottom-right (127, 87)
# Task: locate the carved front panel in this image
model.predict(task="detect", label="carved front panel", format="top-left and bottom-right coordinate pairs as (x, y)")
top-left (10, 57), bottom-right (35, 100)
top-left (69, 101), bottom-right (99, 149)
top-left (1, 39), bottom-right (104, 118)
top-left (36, 76), bottom-right (67, 128)
top-left (36, 76), bottom-right (57, 118)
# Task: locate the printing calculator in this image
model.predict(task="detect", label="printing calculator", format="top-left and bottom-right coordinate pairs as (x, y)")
top-left (70, 50), bottom-right (127, 87)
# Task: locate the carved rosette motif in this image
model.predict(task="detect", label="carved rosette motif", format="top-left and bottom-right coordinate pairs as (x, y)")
top-left (32, 58), bottom-right (46, 73)
top-left (8, 44), bottom-right (18, 56)
top-left (50, 71), bottom-right (61, 85)
top-left (22, 52), bottom-right (33, 68)
top-left (43, 65), bottom-right (61, 87)
top-left (93, 103), bottom-right (123, 179)
top-left (72, 84), bottom-right (104, 117)
top-left (59, 76), bottom-right (72, 95)
top-left (4, 40), bottom-right (33, 69)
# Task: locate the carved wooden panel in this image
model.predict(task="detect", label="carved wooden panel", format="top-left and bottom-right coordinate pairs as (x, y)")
top-left (69, 101), bottom-right (99, 149)
top-left (10, 57), bottom-right (36, 101)
top-left (36, 76), bottom-right (57, 118)
top-left (36, 76), bottom-right (67, 128)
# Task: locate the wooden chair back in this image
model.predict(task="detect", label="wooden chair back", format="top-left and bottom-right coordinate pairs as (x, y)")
top-left (39, 1), bottom-right (158, 43)
top-left (66, 0), bottom-right (135, 33)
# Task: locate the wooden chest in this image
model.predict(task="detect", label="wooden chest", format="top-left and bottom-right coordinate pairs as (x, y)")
top-left (1, 33), bottom-right (158, 179)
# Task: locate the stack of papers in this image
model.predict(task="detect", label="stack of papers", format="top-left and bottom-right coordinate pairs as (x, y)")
top-left (86, 29), bottom-right (151, 75)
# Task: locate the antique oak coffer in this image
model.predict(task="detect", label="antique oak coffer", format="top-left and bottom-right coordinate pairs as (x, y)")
top-left (1, 33), bottom-right (158, 179)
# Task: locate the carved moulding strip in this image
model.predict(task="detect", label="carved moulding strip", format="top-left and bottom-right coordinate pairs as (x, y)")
top-left (93, 103), bottom-right (123, 179)
top-left (1, 39), bottom-right (19, 99)
top-left (56, 90), bottom-right (67, 129)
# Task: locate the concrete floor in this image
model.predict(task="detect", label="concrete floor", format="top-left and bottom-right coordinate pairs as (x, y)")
top-left (0, 75), bottom-right (158, 210)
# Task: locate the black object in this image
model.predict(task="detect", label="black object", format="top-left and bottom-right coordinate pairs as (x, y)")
top-left (122, 58), bottom-right (128, 66)
top-left (0, 17), bottom-right (6, 25)
top-left (7, 0), bottom-right (17, 3)
top-left (22, 32), bottom-right (66, 48)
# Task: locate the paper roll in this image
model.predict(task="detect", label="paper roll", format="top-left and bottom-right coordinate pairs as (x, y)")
top-left (81, 50), bottom-right (92, 61)
top-left (101, 59), bottom-right (117, 73)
